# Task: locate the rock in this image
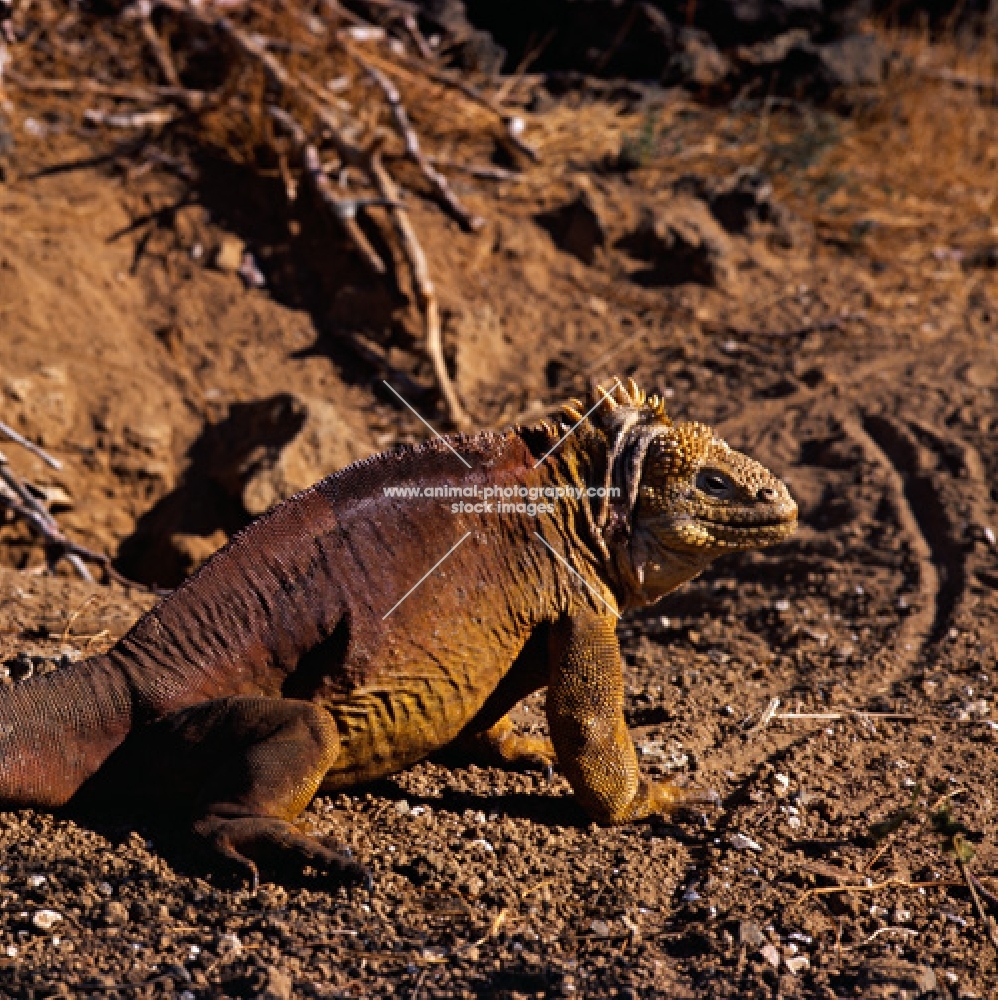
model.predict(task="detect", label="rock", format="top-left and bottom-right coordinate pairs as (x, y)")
top-left (169, 529), bottom-right (229, 576)
top-left (816, 33), bottom-right (884, 87)
top-left (214, 234), bottom-right (245, 274)
top-left (116, 393), bottom-right (373, 587)
top-left (238, 396), bottom-right (375, 516)
top-left (103, 901), bottom-right (129, 926)
top-left (618, 198), bottom-right (736, 288)
top-left (421, 0), bottom-right (506, 73)
top-left (3, 366), bottom-right (78, 449)
top-left (537, 190), bottom-right (606, 265)
top-left (728, 832), bottom-right (764, 851)
top-left (666, 29), bottom-right (732, 88)
top-left (760, 943), bottom-right (780, 967)
top-left (238, 251), bottom-right (267, 289)
top-left (217, 932), bottom-right (244, 956)
top-left (31, 909), bottom-right (63, 932)
top-left (858, 960), bottom-right (938, 995)
top-left (31, 483), bottom-right (74, 512)
top-left (257, 965), bottom-right (293, 1000)
top-left (200, 394), bottom-right (308, 501)
top-left (736, 30), bottom-right (885, 98)
top-left (739, 920), bottom-right (766, 948)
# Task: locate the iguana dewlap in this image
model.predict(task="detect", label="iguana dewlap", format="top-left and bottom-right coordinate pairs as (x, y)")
top-left (0, 379), bottom-right (796, 887)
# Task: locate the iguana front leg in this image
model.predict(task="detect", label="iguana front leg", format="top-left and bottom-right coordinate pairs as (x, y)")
top-left (546, 611), bottom-right (702, 823)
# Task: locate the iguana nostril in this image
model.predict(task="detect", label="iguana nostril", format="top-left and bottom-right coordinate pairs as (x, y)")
top-left (757, 486), bottom-right (777, 502)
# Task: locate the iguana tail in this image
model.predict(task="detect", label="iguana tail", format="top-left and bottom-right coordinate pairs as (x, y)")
top-left (0, 654), bottom-right (134, 809)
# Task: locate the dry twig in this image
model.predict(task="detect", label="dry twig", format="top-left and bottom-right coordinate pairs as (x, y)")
top-left (391, 51), bottom-right (539, 162)
top-left (959, 859), bottom-right (998, 956)
top-left (796, 877), bottom-right (959, 905)
top-left (154, 0), bottom-right (471, 427)
top-left (83, 107), bottom-right (178, 129)
top-left (267, 104), bottom-right (389, 274)
top-left (0, 451), bottom-right (139, 587)
top-left (5, 68), bottom-right (207, 108)
top-left (128, 1), bottom-right (183, 91)
top-left (0, 420), bottom-right (62, 470)
top-left (351, 50), bottom-right (483, 231)
top-left (840, 926), bottom-right (918, 951)
top-left (368, 152), bottom-right (471, 429)
top-left (10, 0), bottom-right (505, 430)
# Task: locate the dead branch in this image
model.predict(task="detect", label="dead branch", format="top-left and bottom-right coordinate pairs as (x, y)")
top-left (959, 859), bottom-right (998, 956)
top-left (164, 3), bottom-right (471, 426)
top-left (317, 0), bottom-right (369, 30)
top-left (5, 67), bottom-right (206, 108)
top-left (267, 104), bottom-right (389, 274)
top-left (84, 107), bottom-right (178, 129)
top-left (0, 450), bottom-right (91, 581)
top-left (129, 1), bottom-right (183, 91)
top-left (428, 157), bottom-right (517, 182)
top-left (350, 50), bottom-right (483, 231)
top-left (368, 152), bottom-right (471, 430)
top-left (386, 51), bottom-right (539, 162)
top-left (13, 0), bottom-right (495, 430)
top-left (0, 452), bottom-right (145, 589)
top-left (0, 421), bottom-right (62, 470)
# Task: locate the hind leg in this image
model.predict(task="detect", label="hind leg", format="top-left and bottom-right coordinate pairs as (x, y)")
top-left (138, 696), bottom-right (368, 890)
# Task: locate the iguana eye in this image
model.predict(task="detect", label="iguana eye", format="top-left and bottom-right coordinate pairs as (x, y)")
top-left (697, 469), bottom-right (733, 497)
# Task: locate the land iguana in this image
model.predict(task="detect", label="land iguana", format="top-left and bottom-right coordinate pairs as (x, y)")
top-left (0, 379), bottom-right (797, 887)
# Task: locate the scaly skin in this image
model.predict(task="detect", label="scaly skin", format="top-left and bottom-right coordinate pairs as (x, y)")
top-left (0, 379), bottom-right (797, 886)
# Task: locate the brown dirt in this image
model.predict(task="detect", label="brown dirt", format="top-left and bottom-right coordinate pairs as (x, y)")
top-left (1, 26), bottom-right (997, 1000)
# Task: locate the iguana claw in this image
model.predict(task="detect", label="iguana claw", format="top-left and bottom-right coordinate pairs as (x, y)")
top-left (193, 815), bottom-right (369, 889)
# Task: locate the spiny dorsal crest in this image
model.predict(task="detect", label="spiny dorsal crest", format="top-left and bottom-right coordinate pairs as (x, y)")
top-left (554, 377), bottom-right (672, 430)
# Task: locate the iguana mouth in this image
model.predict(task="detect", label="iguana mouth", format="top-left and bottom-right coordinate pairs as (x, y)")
top-left (701, 513), bottom-right (797, 529)
top-left (701, 516), bottom-right (798, 545)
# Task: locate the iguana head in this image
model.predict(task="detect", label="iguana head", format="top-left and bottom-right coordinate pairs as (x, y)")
top-left (551, 378), bottom-right (798, 606)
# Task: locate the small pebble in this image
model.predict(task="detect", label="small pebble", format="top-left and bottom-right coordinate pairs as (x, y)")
top-left (32, 909), bottom-right (62, 932)
top-left (238, 251), bottom-right (266, 289)
top-left (760, 944), bottom-right (780, 967)
top-left (217, 932), bottom-right (243, 955)
top-left (103, 901), bottom-right (129, 926)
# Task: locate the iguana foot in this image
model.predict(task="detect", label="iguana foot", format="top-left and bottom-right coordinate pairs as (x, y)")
top-left (193, 815), bottom-right (370, 891)
top-left (621, 778), bottom-right (721, 822)
top-left (468, 715), bottom-right (558, 777)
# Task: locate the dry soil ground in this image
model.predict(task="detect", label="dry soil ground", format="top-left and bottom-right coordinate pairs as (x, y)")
top-left (0, 28), bottom-right (997, 999)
